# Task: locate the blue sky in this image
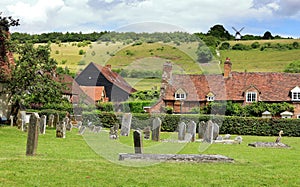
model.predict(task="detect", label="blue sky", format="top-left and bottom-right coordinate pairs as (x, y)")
top-left (1, 0), bottom-right (300, 38)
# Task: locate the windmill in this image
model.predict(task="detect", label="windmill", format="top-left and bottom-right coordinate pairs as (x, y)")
top-left (232, 27), bottom-right (244, 40)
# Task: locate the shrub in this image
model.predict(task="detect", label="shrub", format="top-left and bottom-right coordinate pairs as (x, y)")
top-left (219, 42), bottom-right (230, 50)
top-left (251, 42), bottom-right (260, 49)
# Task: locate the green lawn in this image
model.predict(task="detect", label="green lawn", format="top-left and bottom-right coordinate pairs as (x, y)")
top-left (0, 126), bottom-right (299, 186)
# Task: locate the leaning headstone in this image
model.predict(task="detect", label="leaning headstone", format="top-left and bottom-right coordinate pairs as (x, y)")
top-left (53, 113), bottom-right (59, 128)
top-left (78, 126), bottom-right (86, 135)
top-left (178, 122), bottom-right (186, 141)
top-left (186, 121), bottom-right (197, 142)
top-left (143, 126), bottom-right (151, 140)
top-left (77, 121), bottom-right (82, 128)
top-left (152, 117), bottom-right (161, 141)
top-left (56, 121), bottom-right (66, 138)
top-left (133, 130), bottom-right (143, 154)
top-left (120, 113), bottom-right (132, 136)
top-left (47, 114), bottom-right (54, 128)
top-left (17, 110), bottom-right (26, 131)
top-left (26, 113), bottom-right (40, 156)
top-left (39, 115), bottom-right (47, 134)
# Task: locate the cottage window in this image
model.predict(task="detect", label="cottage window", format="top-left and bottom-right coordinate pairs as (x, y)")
top-left (291, 86), bottom-right (300, 101)
top-left (206, 92), bottom-right (215, 101)
top-left (175, 88), bottom-right (186, 100)
top-left (246, 92), bottom-right (257, 102)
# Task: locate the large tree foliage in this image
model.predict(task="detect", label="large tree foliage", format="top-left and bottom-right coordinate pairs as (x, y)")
top-left (196, 43), bottom-right (213, 63)
top-left (5, 43), bottom-right (64, 113)
top-left (207, 25), bottom-right (232, 40)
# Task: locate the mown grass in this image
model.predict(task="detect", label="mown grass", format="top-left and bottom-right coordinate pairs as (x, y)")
top-left (0, 126), bottom-right (299, 186)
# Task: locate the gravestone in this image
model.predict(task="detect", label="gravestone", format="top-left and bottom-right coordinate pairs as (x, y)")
top-left (133, 130), bottom-right (143, 154)
top-left (187, 121), bottom-right (197, 142)
top-left (66, 120), bottom-right (73, 131)
top-left (10, 115), bottom-right (14, 127)
top-left (53, 113), bottom-right (59, 128)
top-left (178, 122), bottom-right (186, 141)
top-left (203, 120), bottom-right (219, 143)
top-left (143, 126), bottom-right (151, 140)
top-left (47, 114), bottom-right (54, 128)
top-left (152, 117), bottom-right (161, 141)
top-left (120, 113), bottom-right (132, 136)
top-left (198, 121), bottom-right (207, 139)
top-left (77, 121), bottom-right (82, 128)
top-left (26, 113), bottom-right (40, 156)
top-left (17, 110), bottom-right (26, 131)
top-left (109, 125), bottom-right (118, 139)
top-left (78, 126), bottom-right (86, 135)
top-left (39, 115), bottom-right (47, 134)
top-left (56, 121), bottom-right (66, 138)
top-left (94, 126), bottom-right (102, 133)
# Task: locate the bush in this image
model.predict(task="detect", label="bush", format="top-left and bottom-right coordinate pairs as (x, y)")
top-left (232, 43), bottom-right (250, 50)
top-left (219, 42), bottom-right (230, 50)
top-left (251, 42), bottom-right (260, 49)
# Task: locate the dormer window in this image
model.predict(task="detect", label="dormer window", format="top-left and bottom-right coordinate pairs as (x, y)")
top-left (175, 88), bottom-right (186, 100)
top-left (291, 86), bottom-right (300, 101)
top-left (206, 92), bottom-right (215, 101)
top-left (246, 92), bottom-right (257, 103)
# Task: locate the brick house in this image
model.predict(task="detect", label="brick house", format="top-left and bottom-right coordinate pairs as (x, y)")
top-left (75, 62), bottom-right (136, 102)
top-left (150, 59), bottom-right (300, 118)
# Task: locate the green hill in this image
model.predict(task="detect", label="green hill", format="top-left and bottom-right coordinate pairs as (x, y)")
top-left (49, 39), bottom-right (300, 90)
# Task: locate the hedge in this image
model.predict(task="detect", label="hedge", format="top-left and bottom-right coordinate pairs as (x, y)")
top-left (81, 112), bottom-right (300, 137)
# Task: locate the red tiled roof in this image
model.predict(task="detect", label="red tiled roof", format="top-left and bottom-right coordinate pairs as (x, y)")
top-left (164, 71), bottom-right (300, 102)
top-left (79, 86), bottom-right (106, 102)
top-left (92, 63), bottom-right (136, 94)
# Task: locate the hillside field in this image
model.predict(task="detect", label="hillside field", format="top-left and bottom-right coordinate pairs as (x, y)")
top-left (48, 39), bottom-right (300, 90)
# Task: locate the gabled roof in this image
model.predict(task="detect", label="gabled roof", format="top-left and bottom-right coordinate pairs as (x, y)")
top-left (164, 71), bottom-right (300, 102)
top-left (79, 86), bottom-right (106, 102)
top-left (91, 62), bottom-right (136, 94)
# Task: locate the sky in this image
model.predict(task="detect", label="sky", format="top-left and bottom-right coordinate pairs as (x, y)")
top-left (1, 0), bottom-right (300, 38)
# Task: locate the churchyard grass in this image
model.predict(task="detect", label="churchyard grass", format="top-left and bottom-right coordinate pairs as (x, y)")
top-left (0, 126), bottom-right (299, 186)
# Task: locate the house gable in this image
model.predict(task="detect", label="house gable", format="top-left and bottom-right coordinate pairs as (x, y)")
top-left (75, 62), bottom-right (136, 102)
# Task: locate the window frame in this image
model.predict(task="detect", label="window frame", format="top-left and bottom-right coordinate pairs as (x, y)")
top-left (175, 89), bottom-right (186, 100)
top-left (246, 92), bottom-right (257, 103)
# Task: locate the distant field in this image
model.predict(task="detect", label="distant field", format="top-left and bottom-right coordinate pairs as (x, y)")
top-left (47, 39), bottom-right (300, 90)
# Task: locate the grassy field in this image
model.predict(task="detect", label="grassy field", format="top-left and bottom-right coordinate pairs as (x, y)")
top-left (47, 39), bottom-right (300, 90)
top-left (0, 126), bottom-right (299, 186)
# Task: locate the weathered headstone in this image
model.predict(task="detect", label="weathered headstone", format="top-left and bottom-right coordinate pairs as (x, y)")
top-left (152, 117), bottom-right (161, 141)
top-left (47, 114), bottom-right (54, 128)
top-left (109, 125), bottom-right (118, 139)
top-left (56, 121), bottom-right (66, 138)
top-left (203, 120), bottom-right (219, 143)
top-left (133, 130), bottom-right (143, 154)
top-left (17, 110), bottom-right (26, 131)
top-left (94, 126), bottom-right (102, 133)
top-left (120, 113), bottom-right (132, 136)
top-left (77, 121), bottom-right (82, 128)
top-left (64, 117), bottom-right (72, 131)
top-left (178, 122), bottom-right (186, 141)
top-left (26, 113), bottom-right (40, 156)
top-left (187, 121), bottom-right (197, 142)
top-left (53, 113), bottom-right (59, 128)
top-left (39, 115), bottom-right (47, 134)
top-left (198, 121), bottom-right (207, 139)
top-left (10, 115), bottom-right (14, 127)
top-left (78, 126), bottom-right (86, 135)
top-left (143, 126), bottom-right (151, 140)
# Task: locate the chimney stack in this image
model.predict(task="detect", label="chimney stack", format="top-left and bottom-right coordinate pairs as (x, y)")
top-left (224, 57), bottom-right (232, 78)
top-left (160, 61), bottom-right (172, 98)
